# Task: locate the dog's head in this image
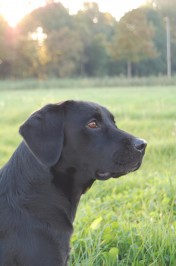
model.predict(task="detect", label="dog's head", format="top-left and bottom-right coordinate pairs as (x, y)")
top-left (19, 101), bottom-right (147, 181)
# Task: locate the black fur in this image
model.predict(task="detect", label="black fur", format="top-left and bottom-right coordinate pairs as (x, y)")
top-left (0, 101), bottom-right (147, 265)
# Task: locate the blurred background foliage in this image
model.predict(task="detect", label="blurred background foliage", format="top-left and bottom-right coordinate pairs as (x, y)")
top-left (0, 0), bottom-right (176, 79)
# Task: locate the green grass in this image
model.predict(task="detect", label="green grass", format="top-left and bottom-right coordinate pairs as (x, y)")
top-left (0, 76), bottom-right (176, 91)
top-left (0, 85), bottom-right (176, 265)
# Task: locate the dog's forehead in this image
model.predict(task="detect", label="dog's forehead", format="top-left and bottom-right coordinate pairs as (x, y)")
top-left (71, 101), bottom-right (112, 118)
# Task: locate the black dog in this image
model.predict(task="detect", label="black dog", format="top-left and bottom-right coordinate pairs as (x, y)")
top-left (0, 101), bottom-right (147, 266)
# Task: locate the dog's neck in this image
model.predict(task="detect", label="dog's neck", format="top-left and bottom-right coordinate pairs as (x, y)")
top-left (0, 142), bottom-right (50, 194)
top-left (51, 165), bottom-right (95, 221)
top-left (1, 142), bottom-right (94, 224)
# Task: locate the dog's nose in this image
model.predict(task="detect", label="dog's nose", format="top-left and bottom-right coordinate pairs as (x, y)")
top-left (133, 138), bottom-right (147, 152)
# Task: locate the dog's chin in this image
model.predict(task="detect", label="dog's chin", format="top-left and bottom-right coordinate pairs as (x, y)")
top-left (95, 162), bottom-right (142, 180)
top-left (95, 171), bottom-right (125, 180)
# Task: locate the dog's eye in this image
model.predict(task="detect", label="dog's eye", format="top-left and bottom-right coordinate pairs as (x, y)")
top-left (87, 121), bottom-right (98, 129)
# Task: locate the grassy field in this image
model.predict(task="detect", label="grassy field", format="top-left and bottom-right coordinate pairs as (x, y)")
top-left (0, 85), bottom-right (176, 265)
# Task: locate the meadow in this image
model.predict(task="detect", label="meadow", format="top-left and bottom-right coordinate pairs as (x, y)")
top-left (0, 84), bottom-right (176, 265)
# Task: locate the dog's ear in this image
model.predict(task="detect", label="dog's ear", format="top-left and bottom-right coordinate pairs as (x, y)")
top-left (19, 102), bottom-right (67, 167)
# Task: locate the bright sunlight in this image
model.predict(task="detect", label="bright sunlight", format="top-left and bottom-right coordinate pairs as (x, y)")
top-left (0, 0), bottom-right (146, 27)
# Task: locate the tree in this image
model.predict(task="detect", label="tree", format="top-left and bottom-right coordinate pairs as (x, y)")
top-left (16, 1), bottom-right (82, 78)
top-left (0, 16), bottom-right (15, 77)
top-left (111, 8), bottom-right (158, 77)
top-left (1, 1), bottom-right (174, 78)
top-left (46, 27), bottom-right (83, 77)
top-left (18, 2), bottom-right (72, 34)
top-left (74, 2), bottom-right (117, 76)
top-left (151, 0), bottom-right (176, 17)
top-left (84, 34), bottom-right (109, 76)
top-left (151, 0), bottom-right (176, 75)
top-left (134, 6), bottom-right (166, 76)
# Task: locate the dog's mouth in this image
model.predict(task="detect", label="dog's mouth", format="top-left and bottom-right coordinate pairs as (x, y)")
top-left (95, 162), bottom-right (142, 180)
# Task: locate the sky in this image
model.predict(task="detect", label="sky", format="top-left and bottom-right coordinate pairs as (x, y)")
top-left (0, 0), bottom-right (146, 27)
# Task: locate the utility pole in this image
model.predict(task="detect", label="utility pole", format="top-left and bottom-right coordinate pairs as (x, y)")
top-left (165, 17), bottom-right (171, 77)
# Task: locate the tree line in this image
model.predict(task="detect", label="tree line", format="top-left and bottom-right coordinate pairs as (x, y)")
top-left (0, 0), bottom-right (176, 79)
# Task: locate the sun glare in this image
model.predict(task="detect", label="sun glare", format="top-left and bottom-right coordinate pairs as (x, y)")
top-left (30, 27), bottom-right (47, 45)
top-left (0, 0), bottom-right (46, 27)
top-left (1, 8), bottom-right (26, 27)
